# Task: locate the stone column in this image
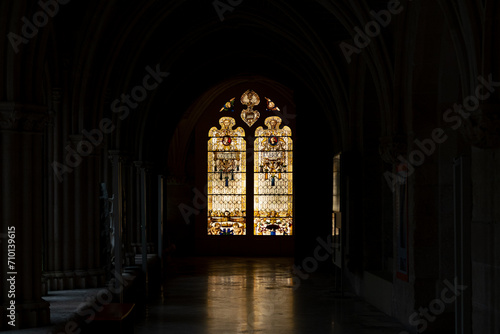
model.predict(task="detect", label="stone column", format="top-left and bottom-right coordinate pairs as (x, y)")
top-left (87, 151), bottom-right (104, 287)
top-left (45, 88), bottom-right (65, 291)
top-left (122, 157), bottom-right (135, 266)
top-left (69, 134), bottom-right (86, 288)
top-left (134, 162), bottom-right (142, 253)
top-left (61, 135), bottom-right (76, 289)
top-left (109, 151), bottom-right (125, 300)
top-left (378, 135), bottom-right (415, 323)
top-left (43, 88), bottom-right (58, 294)
top-left (134, 162), bottom-right (148, 276)
top-left (158, 175), bottom-right (164, 258)
top-left (0, 103), bottom-right (50, 329)
top-left (464, 103), bottom-right (500, 334)
top-left (44, 126), bottom-right (104, 290)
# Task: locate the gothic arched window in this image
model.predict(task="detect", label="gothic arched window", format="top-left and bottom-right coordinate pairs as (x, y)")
top-left (207, 91), bottom-right (293, 236)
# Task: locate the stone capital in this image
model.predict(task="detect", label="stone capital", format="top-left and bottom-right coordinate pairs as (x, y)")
top-left (0, 102), bottom-right (49, 132)
top-left (379, 135), bottom-right (407, 164)
top-left (108, 150), bottom-right (129, 164)
top-left (166, 174), bottom-right (186, 185)
top-left (68, 134), bottom-right (84, 146)
top-left (52, 88), bottom-right (62, 104)
top-left (134, 160), bottom-right (144, 169)
top-left (460, 103), bottom-right (500, 148)
top-left (134, 161), bottom-right (153, 172)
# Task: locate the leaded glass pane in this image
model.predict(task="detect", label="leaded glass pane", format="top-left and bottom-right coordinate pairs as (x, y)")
top-left (208, 117), bottom-right (246, 235)
top-left (254, 116), bottom-right (293, 235)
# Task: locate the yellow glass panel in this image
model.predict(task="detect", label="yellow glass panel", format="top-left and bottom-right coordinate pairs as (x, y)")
top-left (208, 117), bottom-right (246, 235)
top-left (253, 116), bottom-right (293, 236)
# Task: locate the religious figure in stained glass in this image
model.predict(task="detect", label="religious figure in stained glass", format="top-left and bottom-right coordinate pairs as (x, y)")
top-left (207, 117), bottom-right (246, 235)
top-left (254, 116), bottom-right (293, 235)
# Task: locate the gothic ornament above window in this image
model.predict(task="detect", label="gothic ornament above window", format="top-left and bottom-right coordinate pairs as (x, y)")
top-left (265, 97), bottom-right (280, 112)
top-left (240, 89), bottom-right (261, 127)
top-left (219, 97), bottom-right (235, 113)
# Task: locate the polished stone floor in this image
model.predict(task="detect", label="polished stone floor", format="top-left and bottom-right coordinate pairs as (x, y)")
top-left (8, 257), bottom-right (409, 333)
top-left (135, 257), bottom-right (409, 334)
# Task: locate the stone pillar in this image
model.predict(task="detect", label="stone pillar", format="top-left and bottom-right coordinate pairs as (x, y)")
top-left (378, 135), bottom-right (416, 323)
top-left (69, 134), bottom-right (86, 288)
top-left (158, 175), bottom-right (164, 259)
top-left (465, 103), bottom-right (500, 334)
top-left (43, 129), bottom-right (105, 290)
top-left (453, 156), bottom-right (472, 333)
top-left (109, 151), bottom-right (125, 301)
top-left (122, 157), bottom-right (136, 266)
top-left (87, 152), bottom-right (103, 287)
top-left (44, 88), bottom-right (64, 291)
top-left (134, 163), bottom-right (142, 253)
top-left (127, 160), bottom-right (137, 255)
top-left (62, 135), bottom-right (76, 289)
top-left (0, 103), bottom-right (50, 329)
top-left (134, 162), bottom-right (148, 276)
top-left (43, 89), bottom-right (57, 294)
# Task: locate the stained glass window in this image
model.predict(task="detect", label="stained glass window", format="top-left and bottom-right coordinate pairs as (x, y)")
top-left (332, 153), bottom-right (342, 267)
top-left (332, 153), bottom-right (341, 235)
top-left (208, 117), bottom-right (246, 235)
top-left (254, 117), bottom-right (293, 235)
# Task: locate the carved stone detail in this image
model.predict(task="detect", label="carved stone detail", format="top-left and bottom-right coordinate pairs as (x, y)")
top-left (460, 103), bottom-right (500, 149)
top-left (166, 175), bottom-right (186, 185)
top-left (52, 88), bottom-right (62, 104)
top-left (134, 160), bottom-right (152, 172)
top-left (109, 150), bottom-right (129, 164)
top-left (379, 135), bottom-right (408, 164)
top-left (0, 103), bottom-right (49, 132)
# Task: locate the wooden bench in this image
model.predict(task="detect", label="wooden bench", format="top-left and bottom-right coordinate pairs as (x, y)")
top-left (86, 303), bottom-right (135, 334)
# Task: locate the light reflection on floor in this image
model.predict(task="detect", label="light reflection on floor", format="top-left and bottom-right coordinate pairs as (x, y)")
top-left (134, 257), bottom-right (408, 334)
top-left (205, 259), bottom-right (294, 333)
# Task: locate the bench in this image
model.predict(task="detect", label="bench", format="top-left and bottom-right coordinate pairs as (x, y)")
top-left (85, 303), bottom-right (135, 334)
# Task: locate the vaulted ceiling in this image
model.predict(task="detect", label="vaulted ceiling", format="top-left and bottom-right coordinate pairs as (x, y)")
top-left (2, 0), bottom-right (490, 175)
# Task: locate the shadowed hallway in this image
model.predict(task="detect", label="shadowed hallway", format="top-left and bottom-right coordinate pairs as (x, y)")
top-left (2, 1), bottom-right (500, 333)
top-left (135, 257), bottom-right (408, 334)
